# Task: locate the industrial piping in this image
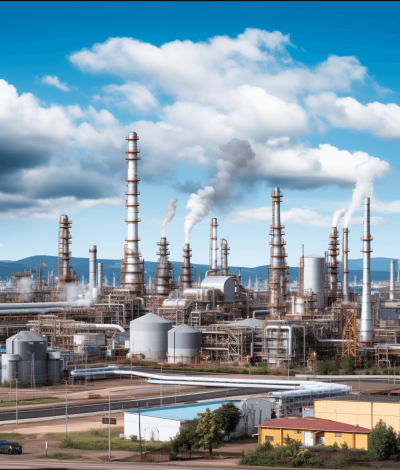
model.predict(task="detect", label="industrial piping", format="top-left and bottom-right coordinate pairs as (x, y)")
top-left (342, 228), bottom-right (350, 303)
top-left (209, 218), bottom-right (218, 276)
top-left (360, 197), bottom-right (373, 342)
top-left (390, 260), bottom-right (395, 300)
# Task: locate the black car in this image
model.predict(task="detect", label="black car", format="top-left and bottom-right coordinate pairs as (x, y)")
top-left (0, 440), bottom-right (22, 454)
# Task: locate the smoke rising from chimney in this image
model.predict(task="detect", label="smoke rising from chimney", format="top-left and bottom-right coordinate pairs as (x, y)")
top-left (332, 208), bottom-right (346, 227)
top-left (184, 186), bottom-right (215, 243)
top-left (161, 197), bottom-right (178, 238)
top-left (344, 158), bottom-right (389, 228)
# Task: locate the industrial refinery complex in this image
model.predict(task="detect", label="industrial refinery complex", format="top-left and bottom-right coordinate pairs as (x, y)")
top-left (0, 132), bottom-right (399, 420)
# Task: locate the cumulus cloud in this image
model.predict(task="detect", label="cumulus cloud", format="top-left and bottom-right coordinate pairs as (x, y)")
top-left (102, 81), bottom-right (158, 112)
top-left (0, 79), bottom-right (126, 219)
top-left (229, 205), bottom-right (389, 227)
top-left (41, 75), bottom-right (69, 92)
top-left (306, 92), bottom-right (400, 139)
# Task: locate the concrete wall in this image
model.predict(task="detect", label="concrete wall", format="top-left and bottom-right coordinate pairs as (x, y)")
top-left (124, 413), bottom-right (181, 442)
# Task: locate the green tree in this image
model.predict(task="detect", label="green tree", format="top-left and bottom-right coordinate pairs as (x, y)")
top-left (341, 354), bottom-right (355, 375)
top-left (368, 419), bottom-right (398, 460)
top-left (169, 419), bottom-right (200, 459)
top-left (213, 403), bottom-right (241, 440)
top-left (196, 407), bottom-right (225, 457)
top-left (317, 360), bottom-right (339, 375)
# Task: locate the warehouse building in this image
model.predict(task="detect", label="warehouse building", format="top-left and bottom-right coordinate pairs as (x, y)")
top-left (124, 398), bottom-right (271, 442)
top-left (315, 395), bottom-right (400, 433)
top-left (258, 416), bottom-right (371, 449)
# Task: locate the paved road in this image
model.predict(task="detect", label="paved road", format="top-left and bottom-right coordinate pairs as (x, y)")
top-left (0, 387), bottom-right (270, 422)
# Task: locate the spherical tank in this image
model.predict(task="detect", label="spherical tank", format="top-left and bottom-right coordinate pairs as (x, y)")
top-left (130, 313), bottom-right (172, 360)
top-left (168, 324), bottom-right (201, 364)
top-left (304, 254), bottom-right (325, 308)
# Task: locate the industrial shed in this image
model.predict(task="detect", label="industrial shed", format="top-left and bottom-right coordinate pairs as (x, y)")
top-left (124, 398), bottom-right (271, 442)
top-left (258, 416), bottom-right (371, 449)
top-left (315, 395), bottom-right (400, 433)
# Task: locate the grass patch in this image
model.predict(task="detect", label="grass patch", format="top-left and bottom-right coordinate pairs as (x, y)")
top-left (0, 432), bottom-right (37, 440)
top-left (49, 427), bottom-right (169, 452)
top-left (0, 397), bottom-right (62, 407)
top-left (37, 452), bottom-right (82, 460)
top-left (119, 456), bottom-right (154, 462)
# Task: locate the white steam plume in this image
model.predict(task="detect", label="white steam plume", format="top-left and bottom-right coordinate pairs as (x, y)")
top-left (161, 197), bottom-right (178, 238)
top-left (343, 158), bottom-right (389, 228)
top-left (184, 186), bottom-right (215, 243)
top-left (332, 208), bottom-right (346, 227)
top-left (17, 277), bottom-right (32, 300)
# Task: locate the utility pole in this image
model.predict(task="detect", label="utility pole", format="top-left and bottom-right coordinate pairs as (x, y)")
top-left (16, 379), bottom-right (18, 425)
top-left (160, 364), bottom-right (162, 407)
top-left (139, 407), bottom-right (142, 462)
top-left (64, 379), bottom-right (68, 438)
top-left (108, 392), bottom-right (111, 460)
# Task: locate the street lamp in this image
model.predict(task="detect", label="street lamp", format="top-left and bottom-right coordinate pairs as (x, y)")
top-left (160, 364), bottom-right (162, 407)
top-left (109, 392), bottom-right (111, 460)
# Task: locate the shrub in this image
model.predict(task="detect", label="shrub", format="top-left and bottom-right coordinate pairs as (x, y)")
top-left (368, 419), bottom-right (398, 460)
top-left (233, 362), bottom-right (239, 367)
top-left (341, 354), bottom-right (355, 375)
top-left (340, 441), bottom-right (348, 450)
top-left (169, 450), bottom-right (178, 461)
top-left (130, 435), bottom-right (138, 442)
top-left (328, 454), bottom-right (349, 469)
top-left (214, 403), bottom-right (241, 440)
top-left (317, 360), bottom-right (339, 375)
top-left (177, 361), bottom-right (184, 366)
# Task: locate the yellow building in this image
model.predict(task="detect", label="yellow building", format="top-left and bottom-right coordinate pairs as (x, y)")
top-left (315, 395), bottom-right (400, 434)
top-left (258, 416), bottom-right (371, 450)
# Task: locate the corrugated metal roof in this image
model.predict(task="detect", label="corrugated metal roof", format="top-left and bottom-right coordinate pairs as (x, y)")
top-left (259, 417), bottom-right (371, 433)
top-left (125, 400), bottom-right (241, 422)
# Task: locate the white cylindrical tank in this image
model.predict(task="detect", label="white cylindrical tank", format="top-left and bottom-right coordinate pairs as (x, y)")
top-left (295, 298), bottom-right (305, 314)
top-left (1, 354), bottom-right (19, 384)
top-left (130, 313), bottom-right (172, 360)
top-left (168, 324), bottom-right (201, 364)
top-left (304, 254), bottom-right (325, 308)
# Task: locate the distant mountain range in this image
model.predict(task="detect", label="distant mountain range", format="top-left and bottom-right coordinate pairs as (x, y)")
top-left (0, 256), bottom-right (396, 285)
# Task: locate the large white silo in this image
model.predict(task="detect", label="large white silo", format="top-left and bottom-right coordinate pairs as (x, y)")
top-left (130, 313), bottom-right (172, 360)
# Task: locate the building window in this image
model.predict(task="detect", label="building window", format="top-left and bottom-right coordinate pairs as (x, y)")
top-left (265, 436), bottom-right (274, 442)
top-left (335, 433), bottom-right (342, 438)
top-left (294, 431), bottom-right (301, 434)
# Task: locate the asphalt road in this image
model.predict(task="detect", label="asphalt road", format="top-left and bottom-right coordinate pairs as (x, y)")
top-left (0, 387), bottom-right (270, 422)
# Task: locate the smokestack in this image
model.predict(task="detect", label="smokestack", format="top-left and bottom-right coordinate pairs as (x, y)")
top-left (154, 237), bottom-right (173, 295)
top-left (220, 238), bottom-right (230, 276)
top-left (89, 245), bottom-right (97, 295)
top-left (390, 260), bottom-right (395, 300)
top-left (180, 243), bottom-right (193, 289)
top-left (209, 218), bottom-right (218, 276)
top-left (342, 228), bottom-right (350, 302)
top-left (98, 262), bottom-right (103, 293)
top-left (269, 188), bottom-right (287, 318)
top-left (360, 197), bottom-right (373, 342)
top-left (327, 227), bottom-right (340, 296)
top-left (121, 131), bottom-right (144, 294)
top-left (58, 215), bottom-right (78, 284)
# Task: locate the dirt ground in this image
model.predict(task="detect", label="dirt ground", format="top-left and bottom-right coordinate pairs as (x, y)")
top-left (0, 412), bottom-right (257, 466)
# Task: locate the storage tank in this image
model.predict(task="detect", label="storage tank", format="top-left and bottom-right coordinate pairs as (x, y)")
top-left (168, 324), bottom-right (201, 364)
top-left (295, 298), bottom-right (305, 314)
top-left (130, 313), bottom-right (172, 360)
top-left (47, 351), bottom-right (62, 384)
top-left (304, 254), bottom-right (325, 308)
top-left (6, 331), bottom-right (47, 384)
top-left (1, 353), bottom-right (19, 384)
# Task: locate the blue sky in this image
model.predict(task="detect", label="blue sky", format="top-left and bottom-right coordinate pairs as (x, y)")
top-left (0, 1), bottom-right (400, 267)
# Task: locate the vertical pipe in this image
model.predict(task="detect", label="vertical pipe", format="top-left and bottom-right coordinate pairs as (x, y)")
top-left (209, 218), bottom-right (218, 275)
top-left (180, 243), bottom-right (193, 289)
top-left (343, 229), bottom-right (350, 303)
top-left (89, 246), bottom-right (97, 296)
top-left (98, 263), bottom-right (103, 293)
top-left (390, 260), bottom-right (395, 300)
top-left (361, 197), bottom-right (373, 342)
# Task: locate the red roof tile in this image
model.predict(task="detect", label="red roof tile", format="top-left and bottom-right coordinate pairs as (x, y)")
top-left (259, 417), bottom-right (371, 433)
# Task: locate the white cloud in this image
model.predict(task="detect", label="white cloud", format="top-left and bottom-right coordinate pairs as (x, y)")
top-left (306, 92), bottom-right (400, 139)
top-left (229, 205), bottom-right (389, 227)
top-left (41, 75), bottom-right (69, 92)
top-left (102, 81), bottom-right (158, 112)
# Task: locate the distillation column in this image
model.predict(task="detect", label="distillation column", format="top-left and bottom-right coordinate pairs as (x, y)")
top-left (58, 215), bottom-right (77, 284)
top-left (180, 243), bottom-right (193, 289)
top-left (269, 188), bottom-right (288, 318)
top-left (360, 197), bottom-right (373, 342)
top-left (342, 228), bottom-right (350, 303)
top-left (121, 132), bottom-right (144, 295)
top-left (154, 237), bottom-right (173, 295)
top-left (89, 245), bottom-right (97, 296)
top-left (327, 228), bottom-right (340, 296)
top-left (98, 262), bottom-right (103, 293)
top-left (209, 218), bottom-right (218, 276)
top-left (390, 260), bottom-right (395, 301)
top-left (220, 238), bottom-right (230, 276)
